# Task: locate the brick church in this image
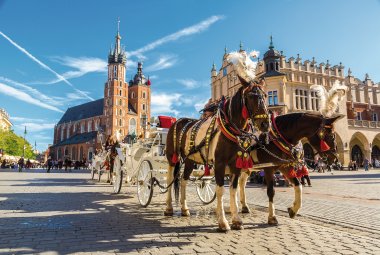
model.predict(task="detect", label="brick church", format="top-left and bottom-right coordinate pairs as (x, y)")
top-left (50, 27), bottom-right (151, 162)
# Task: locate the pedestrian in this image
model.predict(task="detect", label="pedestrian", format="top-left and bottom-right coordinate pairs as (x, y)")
top-left (47, 157), bottom-right (52, 173)
top-left (17, 157), bottom-right (24, 172)
top-left (363, 158), bottom-right (369, 171)
top-left (298, 164), bottom-right (312, 187)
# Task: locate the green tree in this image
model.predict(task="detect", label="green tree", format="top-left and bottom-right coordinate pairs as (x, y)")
top-left (0, 129), bottom-right (36, 159)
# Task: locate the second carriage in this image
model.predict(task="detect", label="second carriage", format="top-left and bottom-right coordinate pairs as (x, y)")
top-left (111, 117), bottom-right (216, 207)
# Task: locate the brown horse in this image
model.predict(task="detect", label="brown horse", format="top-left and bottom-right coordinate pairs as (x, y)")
top-left (238, 112), bottom-right (342, 225)
top-left (164, 77), bottom-right (270, 231)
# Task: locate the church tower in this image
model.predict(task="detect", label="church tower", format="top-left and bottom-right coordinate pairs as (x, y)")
top-left (104, 20), bottom-right (129, 136)
top-left (128, 62), bottom-right (151, 137)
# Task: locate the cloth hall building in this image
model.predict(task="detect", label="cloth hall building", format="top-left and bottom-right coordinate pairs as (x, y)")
top-left (51, 29), bottom-right (151, 162)
top-left (211, 40), bottom-right (380, 167)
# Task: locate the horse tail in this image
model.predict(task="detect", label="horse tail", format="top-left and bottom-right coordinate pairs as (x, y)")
top-left (173, 161), bottom-right (181, 204)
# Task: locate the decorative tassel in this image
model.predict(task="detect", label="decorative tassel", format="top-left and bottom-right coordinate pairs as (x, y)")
top-left (320, 140), bottom-right (330, 152)
top-left (236, 155), bottom-right (243, 168)
top-left (247, 156), bottom-right (254, 168)
top-left (288, 168), bottom-right (297, 178)
top-left (242, 158), bottom-right (249, 168)
top-left (242, 105), bottom-right (249, 119)
top-left (302, 165), bottom-right (309, 176)
top-left (296, 168), bottom-right (303, 178)
top-left (204, 165), bottom-right (210, 176)
top-left (171, 153), bottom-right (179, 164)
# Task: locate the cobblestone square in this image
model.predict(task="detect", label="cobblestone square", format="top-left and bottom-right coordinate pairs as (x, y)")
top-left (0, 169), bottom-right (379, 254)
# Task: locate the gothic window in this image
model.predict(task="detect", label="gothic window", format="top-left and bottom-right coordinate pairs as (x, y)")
top-left (119, 109), bottom-right (122, 116)
top-left (81, 123), bottom-right (85, 133)
top-left (142, 104), bottom-right (146, 111)
top-left (119, 119), bottom-right (122, 126)
top-left (373, 113), bottom-right (378, 122)
top-left (129, 118), bottom-right (137, 135)
top-left (119, 99), bottom-right (122, 106)
top-left (88, 121), bottom-right (92, 132)
top-left (60, 128), bottom-right (64, 141)
top-left (356, 112), bottom-right (362, 120)
top-left (131, 92), bottom-right (135, 99)
top-left (311, 91), bottom-right (319, 111)
top-left (268, 91), bottom-right (278, 106)
top-left (142, 92), bottom-right (146, 99)
top-left (66, 126), bottom-right (70, 139)
top-left (113, 66), bottom-right (117, 78)
top-left (223, 67), bottom-right (227, 76)
top-left (119, 90), bottom-right (122, 96)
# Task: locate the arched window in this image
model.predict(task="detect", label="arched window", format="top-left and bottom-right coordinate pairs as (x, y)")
top-left (81, 123), bottom-right (85, 133)
top-left (88, 120), bottom-right (92, 132)
top-left (372, 145), bottom-right (380, 161)
top-left (119, 119), bottom-right (122, 126)
top-left (351, 145), bottom-right (363, 166)
top-left (66, 125), bottom-right (70, 139)
top-left (71, 147), bottom-right (76, 161)
top-left (64, 147), bottom-right (68, 156)
top-left (58, 148), bottom-right (62, 160)
top-left (119, 90), bottom-right (122, 96)
top-left (119, 99), bottom-right (122, 106)
top-left (131, 92), bottom-right (135, 99)
top-left (142, 92), bottom-right (146, 99)
top-left (129, 118), bottom-right (137, 135)
top-left (60, 128), bottom-right (64, 141)
top-left (113, 66), bottom-right (117, 78)
top-left (79, 146), bottom-right (84, 160)
top-left (142, 104), bottom-right (145, 111)
top-left (119, 109), bottom-right (122, 116)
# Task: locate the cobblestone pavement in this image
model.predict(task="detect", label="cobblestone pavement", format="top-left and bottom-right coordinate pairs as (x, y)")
top-left (0, 168), bottom-right (379, 255)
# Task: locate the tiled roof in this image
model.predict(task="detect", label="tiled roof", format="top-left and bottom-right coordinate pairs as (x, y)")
top-left (58, 99), bottom-right (103, 124)
top-left (52, 131), bottom-right (97, 147)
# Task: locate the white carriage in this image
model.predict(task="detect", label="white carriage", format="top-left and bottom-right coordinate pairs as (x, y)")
top-left (112, 126), bottom-right (216, 207)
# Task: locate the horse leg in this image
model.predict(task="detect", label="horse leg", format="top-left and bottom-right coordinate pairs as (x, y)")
top-left (215, 163), bottom-right (230, 232)
top-left (287, 177), bottom-right (302, 218)
top-left (164, 164), bottom-right (175, 216)
top-left (265, 169), bottom-right (278, 225)
top-left (180, 161), bottom-right (193, 216)
top-left (239, 170), bottom-right (251, 213)
top-left (230, 172), bottom-right (243, 230)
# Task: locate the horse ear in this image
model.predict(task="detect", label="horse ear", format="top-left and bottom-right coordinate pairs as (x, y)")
top-left (237, 75), bottom-right (250, 87)
top-left (326, 114), bottom-right (344, 124)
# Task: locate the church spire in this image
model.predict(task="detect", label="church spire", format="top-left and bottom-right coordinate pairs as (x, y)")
top-left (269, 35), bottom-right (274, 50)
top-left (115, 17), bottom-right (121, 55)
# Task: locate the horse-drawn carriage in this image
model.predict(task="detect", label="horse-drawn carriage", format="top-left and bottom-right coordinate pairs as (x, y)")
top-left (92, 116), bottom-right (216, 207)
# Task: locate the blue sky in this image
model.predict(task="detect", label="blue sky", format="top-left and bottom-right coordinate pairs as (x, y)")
top-left (1, 0), bottom-right (380, 152)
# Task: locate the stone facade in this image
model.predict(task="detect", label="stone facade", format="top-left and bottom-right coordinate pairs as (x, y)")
top-left (211, 39), bottom-right (380, 166)
top-left (0, 108), bottom-right (12, 131)
top-left (51, 27), bottom-right (151, 162)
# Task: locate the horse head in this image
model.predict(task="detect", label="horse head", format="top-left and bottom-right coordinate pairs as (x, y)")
top-left (238, 76), bottom-right (270, 134)
top-left (308, 114), bottom-right (344, 164)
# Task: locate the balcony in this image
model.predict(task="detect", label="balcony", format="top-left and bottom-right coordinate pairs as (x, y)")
top-left (347, 119), bottom-right (380, 129)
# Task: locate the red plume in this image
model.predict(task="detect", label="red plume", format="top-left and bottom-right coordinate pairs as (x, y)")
top-left (204, 165), bottom-right (210, 176)
top-left (320, 140), bottom-right (330, 152)
top-left (242, 105), bottom-right (249, 119)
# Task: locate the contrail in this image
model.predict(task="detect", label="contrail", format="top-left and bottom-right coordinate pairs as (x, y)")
top-left (128, 15), bottom-right (224, 57)
top-left (0, 31), bottom-right (94, 101)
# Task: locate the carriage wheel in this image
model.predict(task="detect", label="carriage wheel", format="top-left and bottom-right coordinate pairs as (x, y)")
top-left (196, 178), bottom-right (217, 205)
top-left (137, 160), bottom-right (154, 207)
top-left (112, 156), bottom-right (123, 194)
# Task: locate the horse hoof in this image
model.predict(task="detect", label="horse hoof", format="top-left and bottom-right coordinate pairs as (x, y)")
top-left (288, 208), bottom-right (296, 218)
top-left (181, 209), bottom-right (191, 217)
top-left (164, 209), bottom-right (174, 216)
top-left (231, 222), bottom-right (244, 230)
top-left (241, 206), bottom-right (251, 214)
top-left (217, 223), bottom-right (231, 232)
top-left (268, 216), bottom-right (278, 225)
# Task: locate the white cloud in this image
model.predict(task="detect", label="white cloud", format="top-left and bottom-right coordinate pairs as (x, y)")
top-left (18, 123), bottom-right (55, 132)
top-left (11, 117), bottom-right (46, 123)
top-left (177, 79), bottom-right (210, 89)
top-left (127, 15), bottom-right (224, 57)
top-left (0, 82), bottom-right (63, 112)
top-left (194, 98), bottom-right (210, 112)
top-left (145, 55), bottom-right (178, 72)
top-left (0, 31), bottom-right (93, 101)
top-left (151, 92), bottom-right (182, 116)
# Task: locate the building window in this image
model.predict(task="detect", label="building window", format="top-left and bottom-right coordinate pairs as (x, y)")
top-left (66, 126), bottom-right (70, 139)
top-left (60, 128), bottom-right (64, 141)
top-left (142, 92), bottom-right (146, 99)
top-left (113, 66), bottom-right (117, 78)
top-left (142, 104), bottom-right (145, 111)
top-left (81, 123), bottom-right (85, 133)
top-left (356, 112), bottom-right (362, 120)
top-left (268, 91), bottom-right (278, 106)
top-left (119, 119), bottom-right (122, 126)
top-left (311, 91), bottom-right (319, 111)
top-left (119, 109), bottom-right (122, 116)
top-left (129, 118), bottom-right (137, 135)
top-left (373, 113), bottom-right (378, 122)
top-left (88, 121), bottom-right (92, 132)
top-left (119, 99), bottom-right (122, 106)
top-left (223, 67), bottom-right (227, 76)
top-left (295, 89), bottom-right (308, 110)
top-left (131, 92), bottom-right (135, 99)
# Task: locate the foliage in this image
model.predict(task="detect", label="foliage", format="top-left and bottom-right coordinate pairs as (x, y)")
top-left (0, 129), bottom-right (36, 159)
